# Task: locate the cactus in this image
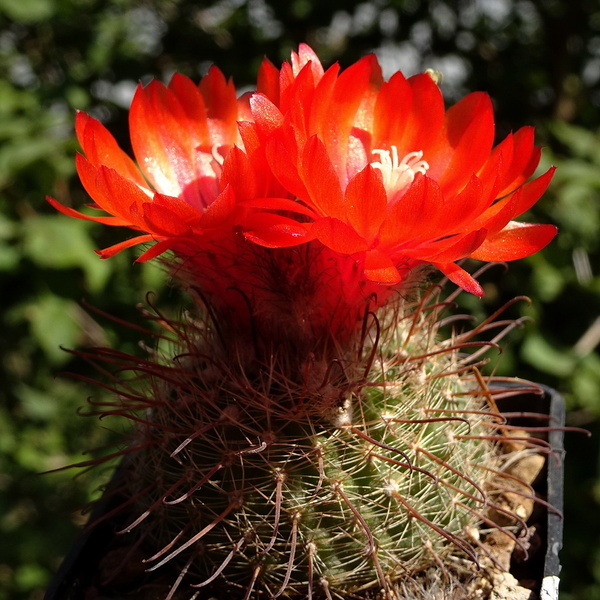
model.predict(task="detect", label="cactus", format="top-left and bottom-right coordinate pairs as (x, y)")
top-left (48, 44), bottom-right (560, 599)
top-left (72, 275), bottom-right (543, 600)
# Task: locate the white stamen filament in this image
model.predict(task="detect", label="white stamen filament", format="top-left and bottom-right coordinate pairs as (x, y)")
top-left (211, 143), bottom-right (225, 166)
top-left (209, 143), bottom-right (226, 178)
top-left (370, 147), bottom-right (429, 198)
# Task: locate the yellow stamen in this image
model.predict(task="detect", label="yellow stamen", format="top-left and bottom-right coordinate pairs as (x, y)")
top-left (425, 68), bottom-right (443, 85)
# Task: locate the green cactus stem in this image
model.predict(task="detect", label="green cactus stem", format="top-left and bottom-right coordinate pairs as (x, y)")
top-left (62, 287), bottom-right (555, 600)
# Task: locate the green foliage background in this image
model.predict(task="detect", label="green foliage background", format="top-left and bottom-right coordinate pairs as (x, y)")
top-left (1, 0), bottom-right (600, 598)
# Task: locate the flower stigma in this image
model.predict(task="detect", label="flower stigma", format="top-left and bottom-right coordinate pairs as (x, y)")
top-left (370, 147), bottom-right (429, 200)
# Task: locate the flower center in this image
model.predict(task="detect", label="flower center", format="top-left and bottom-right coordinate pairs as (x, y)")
top-left (370, 147), bottom-right (429, 199)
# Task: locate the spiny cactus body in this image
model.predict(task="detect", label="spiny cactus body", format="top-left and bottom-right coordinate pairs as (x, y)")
top-left (86, 289), bottom-right (523, 600)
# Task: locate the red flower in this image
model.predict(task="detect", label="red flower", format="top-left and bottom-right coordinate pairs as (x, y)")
top-left (46, 46), bottom-right (559, 345)
top-left (48, 67), bottom-right (249, 261)
top-left (243, 45), bottom-right (557, 296)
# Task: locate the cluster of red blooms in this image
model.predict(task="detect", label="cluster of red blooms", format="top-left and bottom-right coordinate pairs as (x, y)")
top-left (49, 45), bottom-right (556, 340)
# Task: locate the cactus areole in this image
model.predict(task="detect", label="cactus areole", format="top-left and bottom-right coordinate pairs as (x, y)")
top-left (49, 45), bottom-right (559, 599)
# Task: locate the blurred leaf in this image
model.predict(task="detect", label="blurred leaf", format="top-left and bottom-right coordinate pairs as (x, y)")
top-left (14, 384), bottom-right (61, 421)
top-left (23, 295), bottom-right (82, 364)
top-left (529, 254), bottom-right (565, 302)
top-left (13, 563), bottom-right (48, 592)
top-left (0, 0), bottom-right (54, 22)
top-left (0, 135), bottom-right (64, 189)
top-left (552, 160), bottom-right (600, 188)
top-left (571, 354), bottom-right (600, 415)
top-left (21, 215), bottom-right (111, 292)
top-left (521, 333), bottom-right (576, 377)
top-left (0, 408), bottom-right (17, 455)
top-left (65, 86), bottom-right (90, 111)
top-left (0, 243), bottom-right (19, 270)
top-left (140, 259), bottom-right (167, 293)
top-left (15, 424), bottom-right (69, 471)
top-left (0, 212), bottom-right (17, 239)
top-left (550, 121), bottom-right (600, 163)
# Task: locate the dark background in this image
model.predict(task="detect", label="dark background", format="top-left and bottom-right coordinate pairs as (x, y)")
top-left (1, 0), bottom-right (599, 598)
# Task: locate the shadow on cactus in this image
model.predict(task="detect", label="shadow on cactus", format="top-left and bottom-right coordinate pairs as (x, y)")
top-left (46, 44), bottom-right (566, 599)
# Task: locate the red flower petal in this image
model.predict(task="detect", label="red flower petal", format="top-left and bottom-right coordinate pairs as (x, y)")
top-left (492, 127), bottom-right (539, 196)
top-left (266, 137), bottom-right (310, 202)
top-left (425, 228), bottom-right (488, 262)
top-left (299, 137), bottom-right (345, 220)
top-left (97, 166), bottom-right (152, 225)
top-left (434, 262), bottom-right (484, 297)
top-left (279, 61), bottom-right (319, 120)
top-left (135, 239), bottom-right (178, 262)
top-left (378, 176), bottom-right (443, 248)
top-left (373, 71), bottom-right (413, 149)
top-left (46, 195), bottom-right (129, 226)
top-left (142, 203), bottom-right (194, 238)
top-left (291, 43), bottom-right (325, 80)
top-left (96, 234), bottom-right (157, 259)
top-left (167, 73), bottom-right (211, 143)
top-left (129, 71), bottom-right (237, 207)
top-left (129, 79), bottom-right (197, 198)
top-left (76, 112), bottom-right (147, 187)
top-left (431, 92), bottom-right (494, 197)
top-left (151, 193), bottom-right (204, 226)
top-left (398, 73), bottom-right (445, 154)
top-left (198, 66), bottom-right (239, 141)
top-left (201, 184), bottom-right (236, 230)
top-left (437, 175), bottom-right (488, 233)
top-left (76, 156), bottom-right (150, 228)
top-left (243, 213), bottom-right (314, 248)
top-left (363, 249), bottom-right (402, 284)
top-left (344, 165), bottom-right (387, 243)
top-left (239, 197), bottom-right (316, 220)
top-left (220, 146), bottom-right (256, 201)
top-left (310, 217), bottom-right (369, 254)
top-left (316, 55), bottom-right (382, 176)
top-left (402, 228), bottom-right (488, 263)
top-left (257, 57), bottom-right (280, 106)
top-left (75, 154), bottom-right (128, 222)
top-left (238, 120), bottom-right (260, 155)
top-left (470, 222), bottom-right (558, 261)
top-left (476, 167), bottom-right (556, 236)
top-left (250, 94), bottom-right (284, 137)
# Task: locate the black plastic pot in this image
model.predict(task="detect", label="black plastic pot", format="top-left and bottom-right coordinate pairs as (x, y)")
top-left (45, 384), bottom-right (566, 600)
top-left (542, 385), bottom-right (565, 600)
top-left (493, 383), bottom-right (565, 600)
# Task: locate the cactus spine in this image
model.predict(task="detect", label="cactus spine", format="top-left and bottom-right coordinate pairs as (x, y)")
top-left (84, 280), bottom-right (523, 600)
